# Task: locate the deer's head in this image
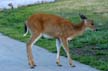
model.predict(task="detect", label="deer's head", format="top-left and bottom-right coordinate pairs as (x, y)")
top-left (79, 14), bottom-right (96, 31)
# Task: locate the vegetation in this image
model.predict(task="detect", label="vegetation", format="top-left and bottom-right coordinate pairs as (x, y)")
top-left (0, 0), bottom-right (108, 71)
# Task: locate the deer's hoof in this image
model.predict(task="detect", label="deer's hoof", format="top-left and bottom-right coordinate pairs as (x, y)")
top-left (56, 62), bottom-right (62, 67)
top-left (30, 64), bottom-right (36, 69)
top-left (70, 64), bottom-right (76, 67)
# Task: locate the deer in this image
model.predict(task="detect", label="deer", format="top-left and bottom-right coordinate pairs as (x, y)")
top-left (24, 13), bottom-right (96, 68)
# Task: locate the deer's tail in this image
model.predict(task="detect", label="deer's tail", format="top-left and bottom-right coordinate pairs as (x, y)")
top-left (23, 21), bottom-right (28, 36)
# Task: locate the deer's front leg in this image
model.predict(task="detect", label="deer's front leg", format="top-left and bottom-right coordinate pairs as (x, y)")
top-left (61, 38), bottom-right (75, 67)
top-left (56, 39), bottom-right (62, 66)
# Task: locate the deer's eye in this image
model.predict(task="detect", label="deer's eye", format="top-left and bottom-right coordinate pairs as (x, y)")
top-left (91, 23), bottom-right (94, 25)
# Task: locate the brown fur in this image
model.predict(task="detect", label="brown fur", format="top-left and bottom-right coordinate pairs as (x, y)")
top-left (25, 13), bottom-right (95, 68)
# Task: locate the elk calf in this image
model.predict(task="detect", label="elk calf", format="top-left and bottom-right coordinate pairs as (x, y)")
top-left (24, 13), bottom-right (96, 68)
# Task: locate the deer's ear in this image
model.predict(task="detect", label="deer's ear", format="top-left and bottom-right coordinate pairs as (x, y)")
top-left (79, 14), bottom-right (87, 20)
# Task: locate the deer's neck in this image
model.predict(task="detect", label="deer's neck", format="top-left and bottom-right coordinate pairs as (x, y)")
top-left (73, 22), bottom-right (86, 35)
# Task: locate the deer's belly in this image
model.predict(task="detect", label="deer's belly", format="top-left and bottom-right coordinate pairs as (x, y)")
top-left (42, 34), bottom-right (54, 39)
top-left (67, 36), bottom-right (73, 41)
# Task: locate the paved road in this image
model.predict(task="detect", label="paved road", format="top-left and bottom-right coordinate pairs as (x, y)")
top-left (0, 33), bottom-right (99, 71)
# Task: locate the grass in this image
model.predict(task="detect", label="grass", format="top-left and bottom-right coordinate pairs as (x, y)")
top-left (0, 0), bottom-right (108, 71)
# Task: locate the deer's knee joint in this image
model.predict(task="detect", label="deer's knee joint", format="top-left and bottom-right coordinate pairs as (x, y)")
top-left (27, 42), bottom-right (32, 47)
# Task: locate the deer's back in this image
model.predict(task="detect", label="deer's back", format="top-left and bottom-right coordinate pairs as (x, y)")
top-left (27, 13), bottom-right (73, 38)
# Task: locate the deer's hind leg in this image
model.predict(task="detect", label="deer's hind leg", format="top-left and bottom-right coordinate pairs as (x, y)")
top-left (26, 33), bottom-right (42, 68)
